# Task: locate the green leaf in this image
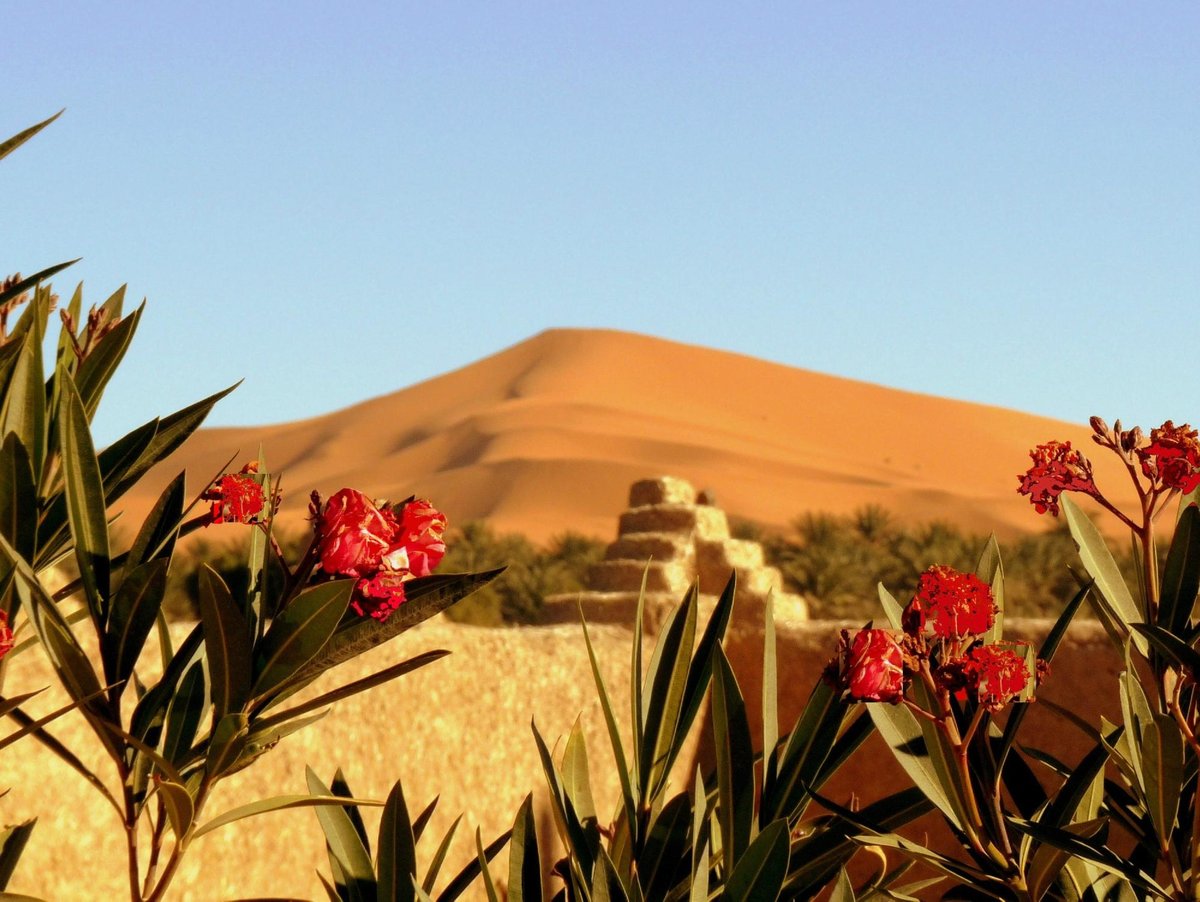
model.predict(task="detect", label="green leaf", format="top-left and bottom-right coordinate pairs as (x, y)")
top-left (58, 374), bottom-right (112, 619)
top-left (0, 299), bottom-right (46, 482)
top-left (193, 792), bottom-right (384, 839)
top-left (294, 570), bottom-right (502, 679)
top-left (159, 660), bottom-right (207, 767)
top-left (378, 778), bottom-right (417, 902)
top-left (126, 473), bottom-right (185, 575)
top-left (255, 650), bottom-right (448, 726)
top-left (205, 712), bottom-right (249, 778)
top-left (1027, 818), bottom-right (1105, 902)
top-left (1131, 622), bottom-right (1200, 674)
top-left (506, 794), bottom-right (540, 902)
top-left (762, 592), bottom-right (779, 787)
top-left (1007, 818), bottom-right (1168, 896)
top-left (420, 813), bottom-right (461, 895)
top-left (711, 646), bottom-right (753, 873)
top-left (0, 434), bottom-right (35, 560)
top-left (1142, 712), bottom-right (1184, 846)
top-left (975, 534), bottom-right (1004, 644)
top-left (877, 583), bottom-right (905, 630)
top-left (74, 303), bottom-right (142, 422)
top-left (0, 818), bottom-right (36, 891)
top-left (0, 110), bottom-right (63, 160)
top-left (252, 579), bottom-right (353, 701)
top-left (562, 718), bottom-right (597, 823)
top-left (724, 819), bottom-right (789, 902)
top-left (198, 565), bottom-right (252, 718)
top-left (640, 792), bottom-right (690, 901)
top-left (1062, 496), bottom-right (1147, 655)
top-left (157, 780), bottom-right (195, 840)
top-left (531, 719), bottom-right (595, 890)
top-left (829, 868), bottom-right (855, 902)
top-left (763, 677), bottom-right (849, 824)
top-left (100, 382), bottom-right (240, 506)
top-left (474, 828), bottom-right (502, 902)
top-left (998, 579), bottom-right (1091, 774)
top-left (580, 611), bottom-right (637, 844)
top-left (1159, 503), bottom-right (1200, 633)
top-left (675, 572), bottom-right (736, 764)
top-left (105, 558), bottom-right (168, 691)
top-left (640, 586), bottom-right (697, 800)
top-left (307, 767), bottom-right (377, 898)
top-left (435, 829), bottom-right (511, 902)
top-left (855, 834), bottom-right (997, 888)
top-left (631, 566), bottom-right (651, 788)
top-left (867, 701), bottom-right (964, 831)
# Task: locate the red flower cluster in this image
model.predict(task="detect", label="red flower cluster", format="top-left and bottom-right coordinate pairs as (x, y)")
top-left (0, 610), bottom-right (12, 660)
top-left (965, 643), bottom-right (1031, 712)
top-left (828, 565), bottom-right (1038, 713)
top-left (1016, 441), bottom-right (1098, 516)
top-left (904, 565), bottom-right (995, 639)
top-left (1136, 421), bottom-right (1200, 494)
top-left (316, 489), bottom-right (447, 621)
top-left (205, 462), bottom-right (270, 525)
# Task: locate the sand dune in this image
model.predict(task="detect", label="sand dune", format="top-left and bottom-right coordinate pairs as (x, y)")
top-left (119, 328), bottom-right (1136, 544)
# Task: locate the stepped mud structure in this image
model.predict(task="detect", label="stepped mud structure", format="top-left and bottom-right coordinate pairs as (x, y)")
top-left (544, 476), bottom-right (807, 629)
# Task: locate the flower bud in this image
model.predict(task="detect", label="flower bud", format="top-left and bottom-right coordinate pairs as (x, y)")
top-left (1089, 416), bottom-right (1108, 436)
top-left (827, 628), bottom-right (906, 704)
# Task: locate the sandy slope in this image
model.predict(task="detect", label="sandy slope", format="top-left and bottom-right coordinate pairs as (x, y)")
top-left (118, 328), bottom-right (1133, 544)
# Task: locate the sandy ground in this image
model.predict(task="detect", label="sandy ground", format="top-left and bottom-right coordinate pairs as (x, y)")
top-left (0, 610), bottom-right (1120, 902)
top-left (117, 328), bottom-right (1138, 546)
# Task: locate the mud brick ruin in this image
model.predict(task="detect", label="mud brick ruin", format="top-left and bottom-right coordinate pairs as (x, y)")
top-left (543, 476), bottom-right (807, 630)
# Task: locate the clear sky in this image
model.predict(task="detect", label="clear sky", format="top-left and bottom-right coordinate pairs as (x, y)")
top-left (4, 3), bottom-right (1197, 446)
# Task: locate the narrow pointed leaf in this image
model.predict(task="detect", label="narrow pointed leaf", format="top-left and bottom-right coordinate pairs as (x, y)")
top-left (762, 592), bottom-right (779, 781)
top-left (0, 435), bottom-right (35, 559)
top-left (1062, 496), bottom-right (1146, 654)
top-left (562, 719), bottom-right (597, 822)
top-left (1159, 503), bottom-right (1200, 633)
top-left (106, 558), bottom-right (168, 689)
top-left (378, 778), bottom-right (417, 902)
top-left (975, 534), bottom-right (1004, 644)
top-left (640, 586), bottom-right (697, 797)
top-left (421, 814), bottom-right (461, 894)
top-left (306, 767), bottom-right (377, 895)
top-left (711, 646), bottom-right (753, 871)
top-left (676, 572), bottom-right (736, 755)
top-left (295, 570), bottom-right (502, 677)
top-left (435, 828), bottom-right (511, 902)
top-left (868, 702), bottom-right (963, 830)
top-left (59, 374), bottom-right (111, 616)
top-left (198, 565), bottom-right (252, 718)
top-left (507, 795), bottom-right (540, 902)
top-left (0, 307), bottom-right (45, 486)
top-left (125, 472), bottom-right (185, 574)
top-left (193, 792), bottom-right (384, 839)
top-left (252, 579), bottom-right (353, 700)
top-left (0, 818), bottom-right (35, 891)
top-left (724, 819), bottom-right (789, 902)
top-left (580, 612), bottom-right (637, 840)
top-left (0, 110), bottom-right (63, 160)
top-left (474, 828), bottom-right (502, 902)
top-left (74, 303), bottom-right (142, 421)
top-left (877, 583), bottom-right (905, 630)
top-left (158, 780), bottom-right (195, 840)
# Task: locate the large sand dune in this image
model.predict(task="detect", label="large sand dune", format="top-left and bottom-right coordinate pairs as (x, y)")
top-left (121, 328), bottom-right (1133, 543)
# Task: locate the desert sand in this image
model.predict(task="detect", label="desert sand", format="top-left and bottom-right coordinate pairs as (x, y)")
top-left (119, 328), bottom-right (1137, 546)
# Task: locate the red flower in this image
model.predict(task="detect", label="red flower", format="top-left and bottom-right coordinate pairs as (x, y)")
top-left (395, 499), bottom-right (447, 578)
top-left (1016, 440), bottom-right (1098, 516)
top-left (205, 463), bottom-right (268, 525)
top-left (318, 489), bottom-right (403, 578)
top-left (317, 489), bottom-right (448, 622)
top-left (904, 565), bottom-right (995, 639)
top-left (351, 571), bottom-right (408, 621)
top-left (827, 628), bottom-right (906, 704)
top-left (964, 644), bottom-right (1032, 711)
top-left (1136, 421), bottom-right (1200, 494)
top-left (0, 611), bottom-right (12, 660)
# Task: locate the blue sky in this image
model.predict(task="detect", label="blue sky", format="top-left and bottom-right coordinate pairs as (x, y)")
top-left (4, 3), bottom-right (1197, 446)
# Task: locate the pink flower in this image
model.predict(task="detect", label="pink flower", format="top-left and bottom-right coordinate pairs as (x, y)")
top-left (827, 628), bottom-right (906, 704)
top-left (903, 565), bottom-right (995, 640)
top-left (1136, 421), bottom-right (1200, 494)
top-left (351, 571), bottom-right (408, 622)
top-left (0, 611), bottom-right (12, 660)
top-left (204, 463), bottom-right (269, 525)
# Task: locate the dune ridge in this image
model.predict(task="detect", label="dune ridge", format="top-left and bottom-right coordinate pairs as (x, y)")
top-left (121, 328), bottom-right (1131, 543)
